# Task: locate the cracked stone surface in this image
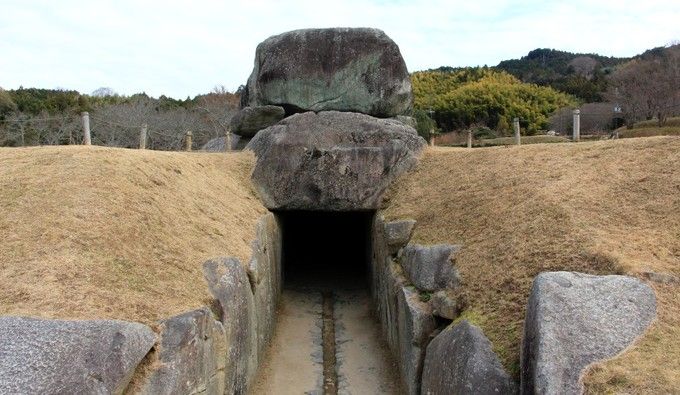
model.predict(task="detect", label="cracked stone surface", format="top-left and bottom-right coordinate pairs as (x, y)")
top-left (246, 111), bottom-right (425, 211)
top-left (521, 271), bottom-right (656, 395)
top-left (0, 316), bottom-right (155, 394)
top-left (243, 28), bottom-right (412, 117)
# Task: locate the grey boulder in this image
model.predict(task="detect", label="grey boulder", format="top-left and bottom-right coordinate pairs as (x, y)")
top-left (203, 257), bottom-right (258, 394)
top-left (421, 320), bottom-right (516, 395)
top-left (400, 244), bottom-right (461, 292)
top-left (397, 286), bottom-right (436, 395)
top-left (244, 28), bottom-right (412, 117)
top-left (229, 105), bottom-right (285, 137)
top-left (384, 219), bottom-right (416, 255)
top-left (520, 271), bottom-right (656, 395)
top-left (137, 308), bottom-right (227, 395)
top-left (246, 111), bottom-right (425, 211)
top-left (201, 134), bottom-right (241, 151)
top-left (0, 316), bottom-right (155, 395)
top-left (393, 115), bottom-right (417, 129)
top-left (430, 290), bottom-right (462, 320)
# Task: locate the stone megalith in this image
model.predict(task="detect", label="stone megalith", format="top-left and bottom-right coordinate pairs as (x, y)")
top-left (230, 105), bottom-right (285, 137)
top-left (244, 28), bottom-right (413, 117)
top-left (0, 316), bottom-right (155, 394)
top-left (421, 320), bottom-right (516, 395)
top-left (520, 271), bottom-right (656, 395)
top-left (203, 257), bottom-right (258, 394)
top-left (137, 307), bottom-right (227, 395)
top-left (246, 111), bottom-right (425, 211)
top-left (400, 244), bottom-right (461, 292)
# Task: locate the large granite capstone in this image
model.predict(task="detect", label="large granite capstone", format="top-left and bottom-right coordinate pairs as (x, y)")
top-left (246, 111), bottom-right (426, 211)
top-left (243, 28), bottom-right (413, 117)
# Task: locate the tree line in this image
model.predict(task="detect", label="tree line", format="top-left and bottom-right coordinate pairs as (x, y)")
top-left (0, 87), bottom-right (239, 149)
top-left (412, 44), bottom-right (679, 137)
top-left (2, 44), bottom-right (677, 148)
top-left (412, 67), bottom-right (576, 135)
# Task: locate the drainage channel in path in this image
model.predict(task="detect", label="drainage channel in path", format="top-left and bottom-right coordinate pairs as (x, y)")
top-left (250, 283), bottom-right (402, 395)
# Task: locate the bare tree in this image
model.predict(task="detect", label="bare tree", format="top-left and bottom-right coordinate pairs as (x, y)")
top-left (193, 85), bottom-right (240, 139)
top-left (568, 56), bottom-right (599, 79)
top-left (91, 87), bottom-right (118, 97)
top-left (608, 45), bottom-right (680, 126)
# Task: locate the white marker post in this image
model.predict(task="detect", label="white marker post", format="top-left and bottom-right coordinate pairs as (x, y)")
top-left (81, 112), bottom-right (91, 145)
top-left (139, 124), bottom-right (148, 149)
top-left (573, 109), bottom-right (581, 142)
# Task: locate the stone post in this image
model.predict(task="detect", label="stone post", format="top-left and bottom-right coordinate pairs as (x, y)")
top-left (81, 112), bottom-right (91, 145)
top-left (513, 117), bottom-right (521, 146)
top-left (185, 131), bottom-right (193, 151)
top-left (225, 130), bottom-right (232, 152)
top-left (573, 109), bottom-right (581, 142)
top-left (139, 124), bottom-right (147, 149)
top-left (467, 130), bottom-right (472, 148)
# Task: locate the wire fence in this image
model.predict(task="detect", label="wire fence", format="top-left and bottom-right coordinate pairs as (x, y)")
top-left (0, 112), bottom-right (233, 151)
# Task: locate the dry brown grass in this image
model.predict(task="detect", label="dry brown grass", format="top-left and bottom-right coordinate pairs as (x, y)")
top-left (384, 137), bottom-right (680, 391)
top-left (0, 146), bottom-right (266, 325)
top-left (619, 126), bottom-right (680, 138)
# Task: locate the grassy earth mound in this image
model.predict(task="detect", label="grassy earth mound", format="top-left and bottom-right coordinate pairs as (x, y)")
top-left (384, 136), bottom-right (680, 393)
top-left (0, 146), bottom-right (266, 325)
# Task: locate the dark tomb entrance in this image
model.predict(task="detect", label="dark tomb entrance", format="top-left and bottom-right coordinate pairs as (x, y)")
top-left (275, 210), bottom-right (374, 290)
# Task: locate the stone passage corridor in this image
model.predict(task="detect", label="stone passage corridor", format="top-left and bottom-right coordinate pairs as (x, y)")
top-left (249, 211), bottom-right (402, 395)
top-left (249, 287), bottom-right (401, 395)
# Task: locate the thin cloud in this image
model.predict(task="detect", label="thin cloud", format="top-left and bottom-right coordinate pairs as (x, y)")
top-left (0, 0), bottom-right (678, 98)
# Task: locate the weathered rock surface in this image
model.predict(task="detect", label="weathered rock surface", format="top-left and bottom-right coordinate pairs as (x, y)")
top-left (400, 244), bottom-right (461, 292)
top-left (230, 105), bottom-right (285, 137)
top-left (246, 213), bottom-right (282, 360)
top-left (393, 115), bottom-right (417, 129)
top-left (0, 316), bottom-right (155, 394)
top-left (203, 257), bottom-right (257, 394)
top-left (430, 290), bottom-right (462, 320)
top-left (244, 28), bottom-right (412, 117)
top-left (384, 219), bottom-right (416, 255)
top-left (246, 111), bottom-right (425, 210)
top-left (398, 286), bottom-right (437, 395)
top-left (422, 320), bottom-right (516, 395)
top-left (521, 271), bottom-right (657, 395)
top-left (201, 134), bottom-right (241, 151)
top-left (138, 308), bottom-right (227, 395)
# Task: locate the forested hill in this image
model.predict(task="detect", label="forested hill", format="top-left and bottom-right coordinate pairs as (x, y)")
top-left (496, 48), bottom-right (630, 102)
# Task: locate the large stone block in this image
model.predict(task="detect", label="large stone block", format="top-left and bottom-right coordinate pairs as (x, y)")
top-left (384, 219), bottom-right (416, 255)
top-left (422, 320), bottom-right (516, 395)
top-left (397, 286), bottom-right (437, 395)
top-left (203, 257), bottom-right (257, 394)
top-left (246, 111), bottom-right (425, 211)
top-left (230, 105), bottom-right (285, 138)
top-left (520, 272), bottom-right (656, 395)
top-left (244, 28), bottom-right (412, 117)
top-left (246, 213), bottom-right (282, 360)
top-left (137, 307), bottom-right (227, 395)
top-left (200, 135), bottom-right (241, 151)
top-left (0, 316), bottom-right (155, 394)
top-left (400, 244), bottom-right (461, 292)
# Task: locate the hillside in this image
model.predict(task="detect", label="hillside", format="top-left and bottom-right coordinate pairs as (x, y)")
top-left (0, 146), bottom-right (266, 324)
top-left (496, 48), bottom-right (629, 101)
top-left (384, 137), bottom-right (680, 393)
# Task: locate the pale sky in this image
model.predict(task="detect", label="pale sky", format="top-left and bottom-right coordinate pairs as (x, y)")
top-left (1, 0), bottom-right (678, 99)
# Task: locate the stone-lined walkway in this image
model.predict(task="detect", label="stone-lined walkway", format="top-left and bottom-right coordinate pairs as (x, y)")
top-left (250, 284), bottom-right (401, 395)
